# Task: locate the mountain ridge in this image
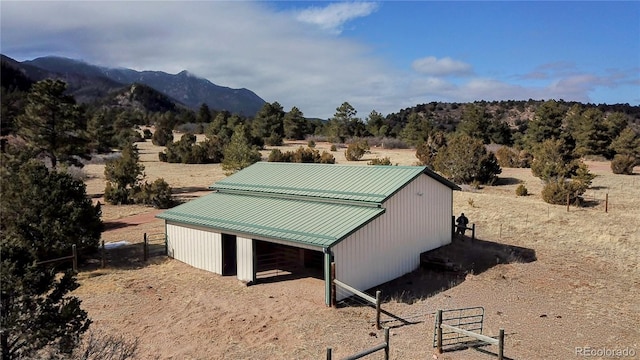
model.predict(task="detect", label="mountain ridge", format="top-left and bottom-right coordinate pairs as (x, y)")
top-left (6, 55), bottom-right (266, 116)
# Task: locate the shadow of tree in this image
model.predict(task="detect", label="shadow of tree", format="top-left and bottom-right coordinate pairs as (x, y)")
top-left (494, 177), bottom-right (522, 186)
top-left (103, 221), bottom-right (135, 231)
top-left (172, 186), bottom-right (211, 194)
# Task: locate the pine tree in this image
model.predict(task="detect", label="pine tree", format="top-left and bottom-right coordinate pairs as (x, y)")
top-left (365, 110), bottom-right (387, 138)
top-left (283, 106), bottom-right (306, 140)
top-left (327, 102), bottom-right (357, 143)
top-left (222, 124), bottom-right (261, 175)
top-left (0, 153), bottom-right (97, 358)
top-left (252, 102), bottom-right (285, 146)
top-left (197, 103), bottom-right (212, 123)
top-left (1, 235), bottom-right (91, 359)
top-left (400, 111), bottom-right (432, 147)
top-left (523, 100), bottom-right (565, 151)
top-left (16, 79), bottom-right (90, 168)
top-left (0, 157), bottom-right (103, 259)
top-left (531, 138), bottom-right (579, 181)
top-left (87, 109), bottom-right (117, 152)
top-left (565, 107), bottom-right (608, 157)
top-left (456, 103), bottom-right (491, 143)
top-left (104, 142), bottom-right (145, 204)
top-left (432, 133), bottom-right (501, 184)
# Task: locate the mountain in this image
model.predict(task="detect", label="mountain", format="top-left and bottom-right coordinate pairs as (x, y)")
top-left (13, 55), bottom-right (266, 116)
top-left (102, 83), bottom-right (180, 113)
top-left (3, 55), bottom-right (130, 104)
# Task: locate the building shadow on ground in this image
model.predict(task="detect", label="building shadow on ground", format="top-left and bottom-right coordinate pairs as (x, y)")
top-left (374, 236), bottom-right (537, 304)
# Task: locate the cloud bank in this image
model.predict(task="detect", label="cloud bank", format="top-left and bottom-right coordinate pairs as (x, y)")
top-left (411, 56), bottom-right (473, 77)
top-left (1, 1), bottom-right (636, 118)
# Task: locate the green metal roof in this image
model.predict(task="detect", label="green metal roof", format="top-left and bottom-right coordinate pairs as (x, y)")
top-left (157, 192), bottom-right (385, 248)
top-left (211, 162), bottom-right (458, 204)
top-left (158, 163), bottom-right (458, 248)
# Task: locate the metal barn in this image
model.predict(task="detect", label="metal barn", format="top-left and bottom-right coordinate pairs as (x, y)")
top-left (157, 162), bottom-right (459, 305)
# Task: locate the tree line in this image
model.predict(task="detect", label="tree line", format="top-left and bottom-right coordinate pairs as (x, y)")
top-left (1, 74), bottom-right (639, 357)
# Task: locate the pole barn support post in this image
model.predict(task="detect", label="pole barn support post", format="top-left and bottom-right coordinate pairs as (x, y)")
top-left (324, 248), bottom-right (332, 306)
top-left (331, 262), bottom-right (336, 307)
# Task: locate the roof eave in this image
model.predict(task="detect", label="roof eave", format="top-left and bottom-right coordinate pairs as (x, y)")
top-left (422, 166), bottom-right (461, 191)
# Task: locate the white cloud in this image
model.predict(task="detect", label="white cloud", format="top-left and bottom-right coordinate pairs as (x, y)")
top-left (411, 56), bottom-right (473, 77)
top-left (1, 2), bottom-right (635, 118)
top-left (294, 2), bottom-right (379, 34)
top-left (0, 1), bottom-right (392, 118)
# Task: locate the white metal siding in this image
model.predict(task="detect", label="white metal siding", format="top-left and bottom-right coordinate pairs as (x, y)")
top-left (236, 237), bottom-right (255, 283)
top-left (166, 222), bottom-right (222, 274)
top-left (333, 174), bottom-right (452, 298)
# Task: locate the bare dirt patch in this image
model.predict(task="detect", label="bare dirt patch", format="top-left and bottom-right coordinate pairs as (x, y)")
top-left (77, 140), bottom-right (640, 359)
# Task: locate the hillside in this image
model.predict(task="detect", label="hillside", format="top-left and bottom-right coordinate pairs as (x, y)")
top-left (3, 55), bottom-right (266, 116)
top-left (386, 100), bottom-right (640, 135)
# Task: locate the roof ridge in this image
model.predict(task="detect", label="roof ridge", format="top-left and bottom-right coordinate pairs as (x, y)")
top-left (215, 188), bottom-right (383, 208)
top-left (213, 182), bottom-right (386, 200)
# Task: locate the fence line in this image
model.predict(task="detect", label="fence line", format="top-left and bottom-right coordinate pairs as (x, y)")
top-left (143, 232), bottom-right (167, 261)
top-left (333, 279), bottom-right (382, 329)
top-left (326, 327), bottom-right (389, 360)
top-left (36, 244), bottom-right (77, 272)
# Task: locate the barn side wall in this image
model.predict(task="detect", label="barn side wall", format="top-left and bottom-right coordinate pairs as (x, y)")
top-left (166, 222), bottom-right (222, 274)
top-left (236, 237), bottom-right (255, 283)
top-left (333, 174), bottom-right (452, 297)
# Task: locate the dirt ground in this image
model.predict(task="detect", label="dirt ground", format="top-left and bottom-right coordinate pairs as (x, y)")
top-left (75, 138), bottom-right (640, 359)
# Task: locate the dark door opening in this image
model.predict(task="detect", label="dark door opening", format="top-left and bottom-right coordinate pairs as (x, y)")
top-left (255, 241), bottom-right (323, 282)
top-left (222, 233), bottom-right (237, 276)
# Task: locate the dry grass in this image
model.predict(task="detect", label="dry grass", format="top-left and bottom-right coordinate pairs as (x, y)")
top-left (78, 138), bottom-right (639, 359)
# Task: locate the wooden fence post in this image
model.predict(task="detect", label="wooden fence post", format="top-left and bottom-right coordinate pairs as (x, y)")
top-left (101, 240), bottom-right (105, 268)
top-left (498, 328), bottom-right (504, 360)
top-left (326, 348), bottom-right (332, 360)
top-left (72, 244), bottom-right (77, 273)
top-left (384, 327), bottom-right (390, 360)
top-left (566, 193), bottom-right (570, 212)
top-left (143, 233), bottom-right (148, 262)
top-left (376, 290), bottom-right (382, 330)
top-left (471, 223), bottom-right (475, 241)
top-left (436, 309), bottom-right (443, 354)
top-left (605, 193), bottom-right (609, 213)
top-left (330, 262), bottom-right (336, 307)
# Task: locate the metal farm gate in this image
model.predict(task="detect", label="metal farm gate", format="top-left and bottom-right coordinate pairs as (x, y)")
top-left (433, 306), bottom-right (485, 348)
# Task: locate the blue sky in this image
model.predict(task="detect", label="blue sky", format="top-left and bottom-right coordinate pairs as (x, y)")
top-left (1, 1), bottom-right (638, 119)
